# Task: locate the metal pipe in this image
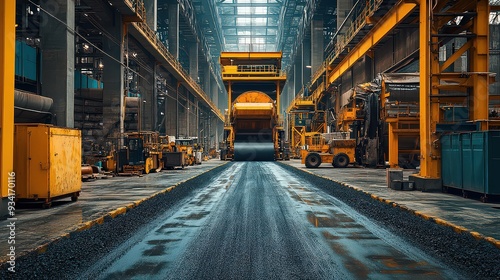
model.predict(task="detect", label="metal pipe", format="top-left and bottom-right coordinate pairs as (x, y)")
top-left (14, 90), bottom-right (53, 112)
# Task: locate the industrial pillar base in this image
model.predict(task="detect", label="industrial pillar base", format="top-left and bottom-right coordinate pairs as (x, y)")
top-left (409, 174), bottom-right (442, 193)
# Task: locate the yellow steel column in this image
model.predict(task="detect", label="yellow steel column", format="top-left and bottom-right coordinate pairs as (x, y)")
top-left (418, 0), bottom-right (441, 178)
top-left (388, 123), bottom-right (399, 168)
top-left (276, 81), bottom-right (280, 114)
top-left (471, 0), bottom-right (490, 130)
top-left (227, 81), bottom-right (232, 120)
top-left (0, 0), bottom-right (16, 200)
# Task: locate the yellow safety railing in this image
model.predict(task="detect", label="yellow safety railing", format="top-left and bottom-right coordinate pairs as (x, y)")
top-left (325, 0), bottom-right (383, 66)
top-left (310, 63), bottom-right (326, 86)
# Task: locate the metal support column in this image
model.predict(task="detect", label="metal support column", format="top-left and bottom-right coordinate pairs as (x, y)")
top-left (294, 61), bottom-right (302, 97)
top-left (102, 14), bottom-right (124, 142)
top-left (410, 0), bottom-right (443, 190)
top-left (0, 0), bottom-right (15, 218)
top-left (387, 123), bottom-right (399, 168)
top-left (139, 65), bottom-right (154, 131)
top-left (211, 75), bottom-right (218, 112)
top-left (302, 37), bottom-right (311, 90)
top-left (311, 19), bottom-right (324, 73)
top-left (471, 0), bottom-right (490, 130)
top-left (204, 64), bottom-right (211, 96)
top-left (168, 3), bottom-right (179, 59)
top-left (189, 43), bottom-right (199, 82)
top-left (144, 0), bottom-right (158, 31)
top-left (41, 0), bottom-right (75, 127)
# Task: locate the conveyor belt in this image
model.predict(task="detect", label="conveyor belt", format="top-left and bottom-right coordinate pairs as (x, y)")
top-left (234, 141), bottom-right (274, 161)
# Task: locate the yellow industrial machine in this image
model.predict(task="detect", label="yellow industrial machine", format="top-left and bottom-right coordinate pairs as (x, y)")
top-left (83, 141), bottom-right (117, 174)
top-left (220, 52), bottom-right (287, 161)
top-left (175, 137), bottom-right (200, 165)
top-left (208, 147), bottom-right (219, 159)
top-left (160, 135), bottom-right (186, 169)
top-left (14, 124), bottom-right (82, 208)
top-left (288, 97), bottom-right (329, 159)
top-left (380, 73), bottom-right (420, 168)
top-left (336, 87), bottom-right (367, 133)
top-left (301, 133), bottom-right (356, 168)
top-left (118, 131), bottom-right (162, 174)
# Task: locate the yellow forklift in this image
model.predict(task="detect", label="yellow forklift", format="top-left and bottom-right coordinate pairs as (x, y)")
top-left (301, 133), bottom-right (356, 168)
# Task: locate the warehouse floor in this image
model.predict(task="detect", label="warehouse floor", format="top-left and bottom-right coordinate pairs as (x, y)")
top-left (1, 159), bottom-right (499, 263)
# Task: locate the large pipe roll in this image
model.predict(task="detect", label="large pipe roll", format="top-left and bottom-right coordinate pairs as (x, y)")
top-left (14, 90), bottom-right (54, 122)
top-left (234, 141), bottom-right (275, 161)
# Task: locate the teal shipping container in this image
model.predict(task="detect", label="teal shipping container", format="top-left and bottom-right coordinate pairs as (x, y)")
top-left (441, 131), bottom-right (500, 198)
top-left (75, 71), bottom-right (104, 89)
top-left (441, 134), bottom-right (461, 188)
top-left (15, 40), bottom-right (37, 81)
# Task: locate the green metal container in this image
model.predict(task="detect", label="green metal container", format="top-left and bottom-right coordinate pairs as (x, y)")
top-left (484, 131), bottom-right (500, 195)
top-left (442, 131), bottom-right (500, 196)
top-left (441, 134), bottom-right (462, 188)
top-left (461, 133), bottom-right (485, 193)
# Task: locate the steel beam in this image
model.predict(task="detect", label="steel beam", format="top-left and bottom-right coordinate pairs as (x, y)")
top-left (326, 1), bottom-right (417, 86)
top-left (440, 40), bottom-right (473, 72)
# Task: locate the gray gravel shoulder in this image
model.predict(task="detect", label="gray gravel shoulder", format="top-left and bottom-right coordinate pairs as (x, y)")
top-left (278, 163), bottom-right (500, 280)
top-left (0, 164), bottom-right (231, 280)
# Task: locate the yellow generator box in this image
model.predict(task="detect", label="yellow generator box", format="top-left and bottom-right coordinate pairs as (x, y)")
top-left (14, 124), bottom-right (81, 206)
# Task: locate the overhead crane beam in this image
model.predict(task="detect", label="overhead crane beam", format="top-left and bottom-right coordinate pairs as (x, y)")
top-left (325, 1), bottom-right (417, 86)
top-left (0, 0), bottom-right (15, 208)
top-left (287, 0), bottom-right (416, 114)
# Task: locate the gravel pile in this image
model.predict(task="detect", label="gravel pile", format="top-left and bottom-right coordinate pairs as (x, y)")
top-left (279, 163), bottom-right (500, 280)
top-left (0, 164), bottom-right (230, 279)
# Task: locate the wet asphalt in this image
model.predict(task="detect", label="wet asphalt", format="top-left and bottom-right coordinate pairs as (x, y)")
top-left (2, 162), bottom-right (499, 279)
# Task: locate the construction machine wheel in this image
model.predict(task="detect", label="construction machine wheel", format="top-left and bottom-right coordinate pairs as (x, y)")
top-left (305, 153), bottom-right (321, 168)
top-left (333, 153), bottom-right (349, 168)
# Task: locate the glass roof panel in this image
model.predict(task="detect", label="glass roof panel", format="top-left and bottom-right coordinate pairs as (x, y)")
top-left (218, 0), bottom-right (283, 52)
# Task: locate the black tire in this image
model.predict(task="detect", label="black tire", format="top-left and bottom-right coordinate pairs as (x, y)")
top-left (71, 196), bottom-right (79, 202)
top-left (305, 153), bottom-right (321, 168)
top-left (333, 153), bottom-right (349, 168)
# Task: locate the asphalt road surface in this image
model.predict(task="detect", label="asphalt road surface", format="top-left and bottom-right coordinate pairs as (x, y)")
top-left (86, 162), bottom-right (459, 279)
